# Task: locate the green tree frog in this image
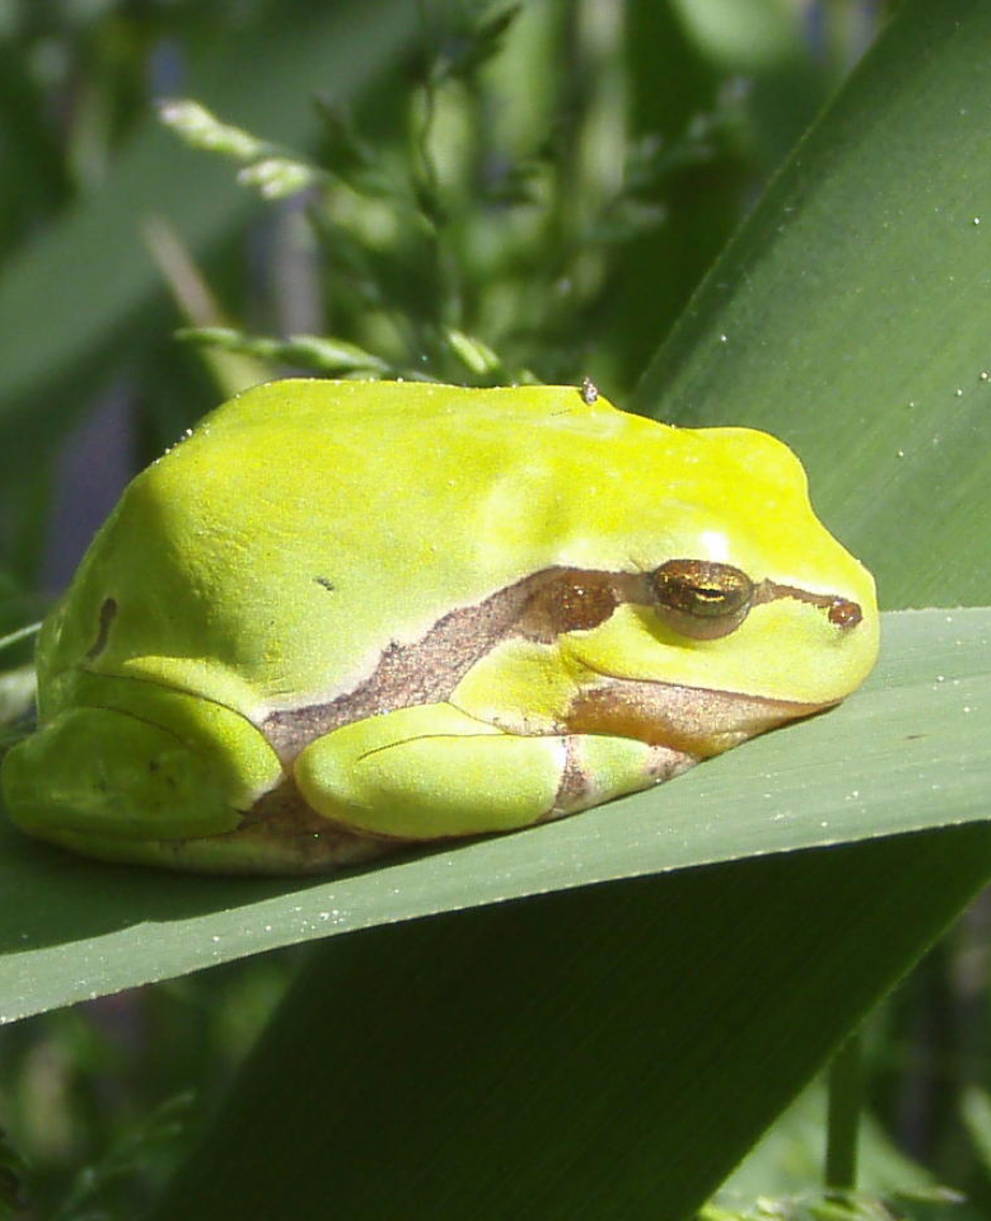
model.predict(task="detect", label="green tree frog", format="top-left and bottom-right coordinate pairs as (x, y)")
top-left (1, 380), bottom-right (878, 874)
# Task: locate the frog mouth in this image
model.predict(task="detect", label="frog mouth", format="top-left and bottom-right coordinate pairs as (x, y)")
top-left (565, 676), bottom-right (835, 759)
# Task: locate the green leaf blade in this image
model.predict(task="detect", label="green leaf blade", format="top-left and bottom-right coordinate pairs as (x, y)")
top-left (0, 608), bottom-right (987, 1024)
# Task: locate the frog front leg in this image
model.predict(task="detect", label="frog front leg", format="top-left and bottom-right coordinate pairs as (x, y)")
top-left (293, 702), bottom-right (693, 840)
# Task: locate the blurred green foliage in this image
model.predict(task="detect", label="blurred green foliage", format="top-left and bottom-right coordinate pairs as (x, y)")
top-left (2, 1), bottom-right (989, 1218)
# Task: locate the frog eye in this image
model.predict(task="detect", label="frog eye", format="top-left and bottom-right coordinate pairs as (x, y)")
top-left (649, 559), bottom-right (754, 640)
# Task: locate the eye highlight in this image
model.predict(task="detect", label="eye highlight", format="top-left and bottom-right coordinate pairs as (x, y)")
top-left (649, 559), bottom-right (754, 640)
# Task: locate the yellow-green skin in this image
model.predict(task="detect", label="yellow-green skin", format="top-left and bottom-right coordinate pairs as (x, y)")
top-left (1, 380), bottom-right (879, 874)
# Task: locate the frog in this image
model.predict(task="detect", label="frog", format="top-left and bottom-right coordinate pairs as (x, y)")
top-left (0, 379), bottom-right (879, 874)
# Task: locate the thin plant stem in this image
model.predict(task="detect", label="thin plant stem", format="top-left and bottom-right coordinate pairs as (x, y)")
top-left (825, 1028), bottom-right (863, 1194)
top-left (0, 622), bottom-right (41, 653)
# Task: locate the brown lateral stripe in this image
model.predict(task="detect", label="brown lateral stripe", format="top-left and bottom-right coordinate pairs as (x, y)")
top-left (262, 566), bottom-right (629, 759)
top-left (261, 564), bottom-right (859, 760)
top-left (567, 677), bottom-right (831, 759)
top-left (756, 579), bottom-right (862, 629)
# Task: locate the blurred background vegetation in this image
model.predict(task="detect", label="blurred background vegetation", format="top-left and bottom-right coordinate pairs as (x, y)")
top-left (1, 1), bottom-right (988, 1217)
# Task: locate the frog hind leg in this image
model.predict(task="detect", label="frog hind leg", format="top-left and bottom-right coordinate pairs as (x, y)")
top-left (294, 702), bottom-right (696, 840)
top-left (2, 693), bottom-right (283, 858)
